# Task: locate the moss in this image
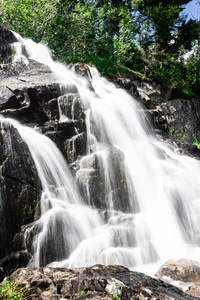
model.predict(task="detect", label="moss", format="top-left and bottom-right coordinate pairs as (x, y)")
top-left (168, 125), bottom-right (186, 142)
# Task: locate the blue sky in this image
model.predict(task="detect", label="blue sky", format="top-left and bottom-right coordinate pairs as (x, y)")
top-left (185, 0), bottom-right (199, 19)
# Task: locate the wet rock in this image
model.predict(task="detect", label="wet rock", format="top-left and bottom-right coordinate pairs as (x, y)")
top-left (76, 146), bottom-right (137, 212)
top-left (0, 124), bottom-right (41, 260)
top-left (6, 265), bottom-right (198, 299)
top-left (71, 63), bottom-right (94, 91)
top-left (157, 259), bottom-right (200, 283)
top-left (58, 93), bottom-right (86, 132)
top-left (155, 129), bottom-right (200, 159)
top-left (0, 26), bottom-right (17, 64)
top-left (0, 251), bottom-right (31, 275)
top-left (65, 133), bottom-right (87, 164)
top-left (0, 267), bottom-right (5, 282)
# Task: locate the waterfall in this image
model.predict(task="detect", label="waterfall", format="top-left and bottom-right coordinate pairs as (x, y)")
top-left (3, 32), bottom-right (200, 275)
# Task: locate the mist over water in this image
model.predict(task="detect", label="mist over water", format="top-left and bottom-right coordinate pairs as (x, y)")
top-left (2, 32), bottom-right (200, 275)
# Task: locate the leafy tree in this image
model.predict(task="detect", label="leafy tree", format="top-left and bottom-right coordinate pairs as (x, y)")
top-left (0, 0), bottom-right (59, 42)
top-left (133, 0), bottom-right (193, 53)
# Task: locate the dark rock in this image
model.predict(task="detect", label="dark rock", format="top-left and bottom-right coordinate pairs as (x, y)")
top-left (0, 124), bottom-right (41, 260)
top-left (0, 251), bottom-right (31, 276)
top-left (114, 77), bottom-right (164, 107)
top-left (0, 26), bottom-right (17, 64)
top-left (6, 265), bottom-right (198, 299)
top-left (0, 59), bottom-right (62, 124)
top-left (65, 132), bottom-right (87, 164)
top-left (149, 99), bottom-right (200, 143)
top-left (58, 93), bottom-right (86, 132)
top-left (0, 267), bottom-right (5, 282)
top-left (12, 233), bottom-right (26, 252)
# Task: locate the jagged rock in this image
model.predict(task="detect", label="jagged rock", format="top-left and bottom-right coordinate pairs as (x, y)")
top-left (114, 77), bottom-right (163, 107)
top-left (149, 99), bottom-right (200, 143)
top-left (5, 265), bottom-right (198, 299)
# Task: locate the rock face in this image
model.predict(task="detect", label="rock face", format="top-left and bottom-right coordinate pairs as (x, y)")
top-left (6, 265), bottom-right (199, 300)
top-left (0, 124), bottom-right (41, 262)
top-left (149, 100), bottom-right (200, 143)
top-left (115, 76), bottom-right (200, 144)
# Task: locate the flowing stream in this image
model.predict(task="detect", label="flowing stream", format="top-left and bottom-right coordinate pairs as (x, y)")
top-left (1, 33), bottom-right (200, 275)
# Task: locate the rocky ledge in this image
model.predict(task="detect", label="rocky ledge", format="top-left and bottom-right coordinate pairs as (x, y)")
top-left (3, 265), bottom-right (199, 300)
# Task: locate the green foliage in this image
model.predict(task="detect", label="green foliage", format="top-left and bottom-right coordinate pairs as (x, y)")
top-left (193, 140), bottom-right (200, 149)
top-left (185, 46), bottom-right (200, 94)
top-left (109, 295), bottom-right (121, 300)
top-left (0, 0), bottom-right (59, 42)
top-left (0, 0), bottom-right (199, 97)
top-left (0, 280), bottom-right (27, 300)
top-left (133, 0), bottom-right (193, 52)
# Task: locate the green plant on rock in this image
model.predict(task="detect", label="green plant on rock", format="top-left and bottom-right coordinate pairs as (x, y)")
top-left (77, 287), bottom-right (87, 295)
top-left (0, 280), bottom-right (28, 300)
top-left (110, 295), bottom-right (121, 300)
top-left (168, 125), bottom-right (186, 142)
top-left (193, 140), bottom-right (200, 150)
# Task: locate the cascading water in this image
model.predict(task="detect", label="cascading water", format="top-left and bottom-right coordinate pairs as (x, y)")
top-left (3, 32), bottom-right (200, 275)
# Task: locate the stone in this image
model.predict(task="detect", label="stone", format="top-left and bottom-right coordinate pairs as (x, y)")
top-left (0, 124), bottom-right (41, 261)
top-left (0, 267), bottom-right (5, 282)
top-left (155, 129), bottom-right (200, 159)
top-left (76, 146), bottom-right (137, 212)
top-left (149, 99), bottom-right (200, 143)
top-left (157, 259), bottom-right (200, 283)
top-left (0, 26), bottom-right (17, 64)
top-left (5, 265), bottom-right (198, 299)
top-left (0, 251), bottom-right (31, 275)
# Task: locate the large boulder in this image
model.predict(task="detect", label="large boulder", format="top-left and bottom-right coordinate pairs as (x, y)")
top-left (5, 265), bottom-right (198, 299)
top-left (156, 259), bottom-right (200, 298)
top-left (157, 259), bottom-right (200, 283)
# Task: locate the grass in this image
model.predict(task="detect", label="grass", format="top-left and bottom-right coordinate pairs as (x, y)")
top-left (0, 280), bottom-right (28, 300)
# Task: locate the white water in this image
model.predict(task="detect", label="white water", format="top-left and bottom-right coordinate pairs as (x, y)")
top-left (3, 33), bottom-right (200, 275)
